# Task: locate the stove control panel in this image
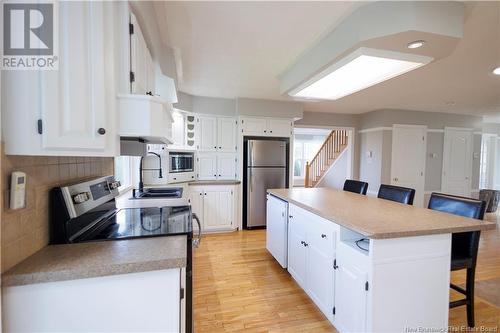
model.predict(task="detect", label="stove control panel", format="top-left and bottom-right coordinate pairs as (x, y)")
top-left (108, 181), bottom-right (121, 190)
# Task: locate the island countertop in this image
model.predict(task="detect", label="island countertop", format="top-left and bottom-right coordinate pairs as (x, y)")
top-left (2, 236), bottom-right (187, 287)
top-left (268, 188), bottom-right (495, 239)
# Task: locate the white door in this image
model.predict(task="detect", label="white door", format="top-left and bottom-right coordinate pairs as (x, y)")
top-left (217, 189), bottom-right (233, 228)
top-left (335, 257), bottom-right (368, 333)
top-left (41, 2), bottom-right (109, 152)
top-left (217, 153), bottom-right (236, 180)
top-left (391, 125), bottom-right (427, 207)
top-left (266, 195), bottom-right (288, 268)
top-left (218, 118), bottom-right (237, 152)
top-left (241, 117), bottom-right (267, 136)
top-left (203, 190), bottom-right (218, 228)
top-left (198, 116), bottom-right (218, 151)
top-left (267, 119), bottom-right (292, 137)
top-left (197, 153), bottom-right (217, 180)
top-left (442, 128), bottom-right (473, 196)
top-left (188, 188), bottom-right (204, 232)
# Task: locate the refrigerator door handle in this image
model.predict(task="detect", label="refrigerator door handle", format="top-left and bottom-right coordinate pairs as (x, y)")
top-left (249, 141), bottom-right (255, 166)
top-left (249, 168), bottom-right (253, 192)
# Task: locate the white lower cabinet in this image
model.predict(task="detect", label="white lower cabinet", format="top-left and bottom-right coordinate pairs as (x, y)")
top-left (288, 204), bottom-right (337, 322)
top-left (188, 185), bottom-right (238, 232)
top-left (334, 243), bottom-right (369, 333)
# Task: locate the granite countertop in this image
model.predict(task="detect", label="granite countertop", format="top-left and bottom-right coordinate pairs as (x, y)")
top-left (268, 188), bottom-right (496, 239)
top-left (2, 236), bottom-right (187, 287)
top-left (188, 180), bottom-right (241, 186)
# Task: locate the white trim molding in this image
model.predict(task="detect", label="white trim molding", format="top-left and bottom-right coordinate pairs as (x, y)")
top-left (427, 129), bottom-right (445, 133)
top-left (358, 127), bottom-right (392, 133)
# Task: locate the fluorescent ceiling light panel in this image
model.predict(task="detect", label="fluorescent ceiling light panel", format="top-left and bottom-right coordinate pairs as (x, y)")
top-left (290, 48), bottom-right (433, 100)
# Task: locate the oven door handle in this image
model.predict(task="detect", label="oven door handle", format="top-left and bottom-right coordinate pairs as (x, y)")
top-left (192, 213), bottom-right (202, 248)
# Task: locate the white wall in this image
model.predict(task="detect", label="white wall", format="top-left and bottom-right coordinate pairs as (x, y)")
top-left (317, 149), bottom-right (349, 190)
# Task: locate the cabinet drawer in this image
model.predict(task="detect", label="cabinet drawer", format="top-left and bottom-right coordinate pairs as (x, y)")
top-left (308, 218), bottom-right (336, 258)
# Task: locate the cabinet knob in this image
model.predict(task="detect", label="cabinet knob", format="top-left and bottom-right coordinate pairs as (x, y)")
top-left (218, 174), bottom-right (221, 177)
top-left (97, 128), bottom-right (106, 135)
top-left (304, 242), bottom-right (308, 247)
top-left (321, 234), bottom-right (327, 238)
top-left (214, 146), bottom-right (217, 149)
top-left (219, 146), bottom-right (221, 149)
top-left (270, 130), bottom-right (273, 133)
top-left (300, 241), bottom-right (305, 245)
top-left (289, 215), bottom-right (293, 219)
top-left (264, 130), bottom-right (267, 133)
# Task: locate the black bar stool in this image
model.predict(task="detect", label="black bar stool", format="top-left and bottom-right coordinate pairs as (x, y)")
top-left (343, 180), bottom-right (368, 195)
top-left (428, 193), bottom-right (487, 327)
top-left (377, 184), bottom-right (415, 205)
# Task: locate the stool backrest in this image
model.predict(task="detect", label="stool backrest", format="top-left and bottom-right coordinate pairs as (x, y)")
top-left (343, 180), bottom-right (368, 195)
top-left (428, 193), bottom-right (486, 261)
top-left (377, 184), bottom-right (415, 205)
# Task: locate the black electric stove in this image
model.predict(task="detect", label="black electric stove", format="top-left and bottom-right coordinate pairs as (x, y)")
top-left (50, 176), bottom-right (198, 333)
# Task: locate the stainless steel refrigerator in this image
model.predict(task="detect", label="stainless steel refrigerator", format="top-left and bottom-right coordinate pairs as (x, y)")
top-left (245, 139), bottom-right (288, 228)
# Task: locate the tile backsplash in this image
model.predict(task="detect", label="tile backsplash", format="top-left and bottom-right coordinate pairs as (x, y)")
top-left (1, 145), bottom-right (114, 272)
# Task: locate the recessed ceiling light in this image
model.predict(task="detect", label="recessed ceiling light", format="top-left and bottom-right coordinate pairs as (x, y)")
top-left (407, 40), bottom-right (426, 49)
top-left (493, 67), bottom-right (500, 75)
top-left (289, 48), bottom-right (433, 100)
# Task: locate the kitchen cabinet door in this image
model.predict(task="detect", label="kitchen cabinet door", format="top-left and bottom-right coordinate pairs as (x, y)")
top-left (203, 190), bottom-right (219, 228)
top-left (41, 2), bottom-right (111, 152)
top-left (217, 118), bottom-right (237, 152)
top-left (307, 242), bottom-right (335, 322)
top-left (217, 189), bottom-right (233, 228)
top-left (198, 116), bottom-right (217, 151)
top-left (217, 153), bottom-right (236, 180)
top-left (335, 255), bottom-right (368, 333)
top-left (171, 112), bottom-right (186, 147)
top-left (130, 12), bottom-right (149, 95)
top-left (241, 117), bottom-right (267, 135)
top-left (197, 153), bottom-right (217, 180)
top-left (287, 207), bottom-right (308, 289)
top-left (267, 119), bottom-right (292, 137)
top-left (266, 195), bottom-right (288, 268)
top-left (189, 188), bottom-right (204, 231)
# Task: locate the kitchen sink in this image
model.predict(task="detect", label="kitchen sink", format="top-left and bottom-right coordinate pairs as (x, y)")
top-left (132, 187), bottom-right (183, 199)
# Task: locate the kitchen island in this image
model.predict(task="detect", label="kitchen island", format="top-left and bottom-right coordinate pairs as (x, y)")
top-left (266, 188), bottom-right (495, 333)
top-left (2, 236), bottom-right (187, 332)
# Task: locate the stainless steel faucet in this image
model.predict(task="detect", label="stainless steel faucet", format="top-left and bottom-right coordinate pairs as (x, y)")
top-left (138, 152), bottom-right (163, 192)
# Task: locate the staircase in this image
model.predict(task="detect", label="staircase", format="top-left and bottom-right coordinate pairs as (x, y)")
top-left (305, 130), bottom-right (349, 187)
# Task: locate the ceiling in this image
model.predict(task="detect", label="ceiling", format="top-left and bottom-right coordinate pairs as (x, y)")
top-left (157, 1), bottom-right (500, 116)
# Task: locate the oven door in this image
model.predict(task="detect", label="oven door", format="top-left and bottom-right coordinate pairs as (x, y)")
top-left (169, 152), bottom-right (195, 173)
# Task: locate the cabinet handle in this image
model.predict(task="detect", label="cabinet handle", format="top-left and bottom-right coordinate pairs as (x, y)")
top-left (264, 130), bottom-right (267, 133)
top-left (321, 234), bottom-right (327, 238)
top-left (97, 128), bottom-right (106, 135)
top-left (199, 193), bottom-right (202, 196)
top-left (270, 130), bottom-right (273, 133)
top-left (214, 146), bottom-right (217, 149)
top-left (333, 259), bottom-right (338, 270)
top-left (204, 193), bottom-right (207, 195)
top-left (219, 146), bottom-right (221, 149)
top-left (300, 241), bottom-right (305, 245)
top-left (289, 215), bottom-right (293, 219)
top-left (304, 242), bottom-right (308, 247)
top-left (218, 174), bottom-right (221, 177)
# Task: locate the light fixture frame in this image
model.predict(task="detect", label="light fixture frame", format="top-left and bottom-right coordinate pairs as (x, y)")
top-left (288, 47), bottom-right (434, 100)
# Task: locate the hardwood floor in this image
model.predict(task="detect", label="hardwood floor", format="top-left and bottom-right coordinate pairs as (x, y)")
top-left (193, 216), bottom-right (500, 332)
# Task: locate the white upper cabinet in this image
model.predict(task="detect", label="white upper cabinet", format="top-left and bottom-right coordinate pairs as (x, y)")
top-left (196, 116), bottom-right (236, 152)
top-left (217, 153), bottom-right (237, 180)
top-left (217, 118), bottom-right (237, 152)
top-left (2, 1), bottom-right (118, 156)
top-left (240, 118), bottom-right (267, 136)
top-left (171, 111), bottom-right (186, 147)
top-left (267, 119), bottom-right (293, 137)
top-left (197, 153), bottom-right (217, 180)
top-left (240, 117), bottom-right (293, 137)
top-left (130, 12), bottom-right (154, 95)
top-left (198, 116), bottom-right (218, 151)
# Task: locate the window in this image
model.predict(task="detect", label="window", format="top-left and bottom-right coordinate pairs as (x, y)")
top-left (114, 156), bottom-right (133, 191)
top-left (293, 128), bottom-right (330, 183)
